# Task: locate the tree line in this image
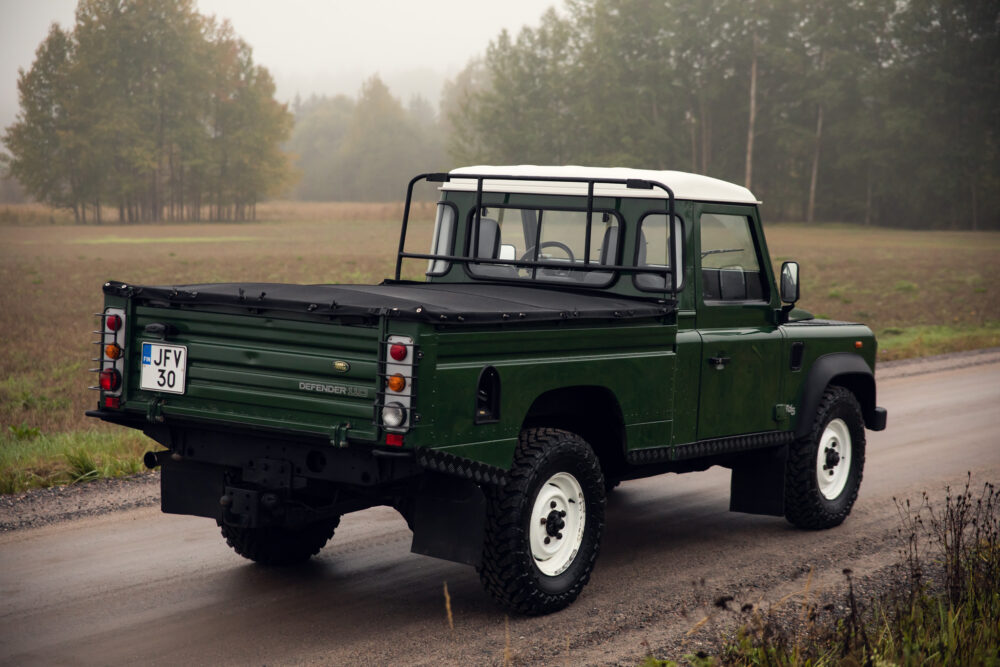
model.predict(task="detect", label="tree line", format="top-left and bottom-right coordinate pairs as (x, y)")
top-left (3, 0), bottom-right (995, 229)
top-left (287, 79), bottom-right (445, 202)
top-left (443, 0), bottom-right (999, 229)
top-left (2, 0), bottom-right (292, 223)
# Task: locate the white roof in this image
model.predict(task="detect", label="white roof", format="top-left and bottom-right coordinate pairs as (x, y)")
top-left (444, 165), bottom-right (758, 204)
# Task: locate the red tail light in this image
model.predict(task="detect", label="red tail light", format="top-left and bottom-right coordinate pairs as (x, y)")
top-left (105, 314), bottom-right (122, 331)
top-left (99, 369), bottom-right (121, 391)
top-left (389, 343), bottom-right (407, 361)
top-left (385, 433), bottom-right (404, 447)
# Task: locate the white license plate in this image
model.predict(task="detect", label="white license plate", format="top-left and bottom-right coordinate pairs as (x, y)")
top-left (140, 342), bottom-right (187, 395)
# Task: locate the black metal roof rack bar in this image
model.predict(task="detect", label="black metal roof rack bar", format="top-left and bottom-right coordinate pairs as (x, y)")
top-left (394, 172), bottom-right (678, 291)
top-left (396, 253), bottom-right (672, 277)
top-left (584, 181), bottom-right (594, 267)
top-left (473, 177), bottom-right (484, 268)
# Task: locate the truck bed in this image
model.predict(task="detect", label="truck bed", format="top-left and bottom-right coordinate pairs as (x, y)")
top-left (106, 280), bottom-right (674, 325)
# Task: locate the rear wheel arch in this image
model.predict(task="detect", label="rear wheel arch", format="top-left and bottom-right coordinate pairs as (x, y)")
top-left (520, 386), bottom-right (627, 482)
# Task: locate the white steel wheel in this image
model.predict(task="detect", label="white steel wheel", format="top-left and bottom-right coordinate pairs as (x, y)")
top-left (529, 471), bottom-right (586, 576)
top-left (816, 418), bottom-right (852, 500)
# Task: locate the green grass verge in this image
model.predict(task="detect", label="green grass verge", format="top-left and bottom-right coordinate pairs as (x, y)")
top-left (0, 427), bottom-right (157, 495)
top-left (877, 322), bottom-right (1000, 361)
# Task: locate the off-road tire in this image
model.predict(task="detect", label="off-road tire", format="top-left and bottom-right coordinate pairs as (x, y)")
top-left (478, 428), bottom-right (606, 615)
top-left (219, 517), bottom-right (340, 566)
top-left (785, 386), bottom-right (865, 529)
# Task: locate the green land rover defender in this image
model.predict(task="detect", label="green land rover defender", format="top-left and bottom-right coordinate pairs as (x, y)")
top-left (87, 166), bottom-right (887, 615)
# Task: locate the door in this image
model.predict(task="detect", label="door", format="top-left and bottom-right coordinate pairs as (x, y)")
top-left (695, 208), bottom-right (783, 440)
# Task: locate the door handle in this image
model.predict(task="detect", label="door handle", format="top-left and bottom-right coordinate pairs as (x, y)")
top-left (708, 355), bottom-right (731, 370)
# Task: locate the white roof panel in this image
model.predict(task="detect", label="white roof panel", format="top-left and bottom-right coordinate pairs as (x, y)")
top-left (444, 165), bottom-right (758, 204)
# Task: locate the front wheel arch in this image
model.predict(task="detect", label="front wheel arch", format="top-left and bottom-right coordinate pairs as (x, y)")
top-left (795, 353), bottom-right (877, 437)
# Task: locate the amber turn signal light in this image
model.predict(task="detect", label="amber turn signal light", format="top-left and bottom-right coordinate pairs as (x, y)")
top-left (105, 343), bottom-right (122, 359)
top-left (855, 341), bottom-right (863, 349)
top-left (387, 373), bottom-right (406, 392)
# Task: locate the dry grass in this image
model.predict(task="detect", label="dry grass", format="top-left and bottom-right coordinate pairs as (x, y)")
top-left (0, 200), bottom-right (437, 226)
top-left (765, 224), bottom-right (1000, 359)
top-left (0, 203), bottom-right (77, 225)
top-left (0, 219), bottom-right (996, 439)
top-left (255, 200), bottom-right (437, 222)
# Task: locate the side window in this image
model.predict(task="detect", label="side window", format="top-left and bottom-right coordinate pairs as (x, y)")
top-left (634, 213), bottom-right (672, 291)
top-left (426, 203), bottom-right (456, 276)
top-left (699, 213), bottom-right (766, 302)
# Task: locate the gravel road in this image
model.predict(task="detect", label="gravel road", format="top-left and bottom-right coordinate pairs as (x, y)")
top-left (0, 348), bottom-right (997, 665)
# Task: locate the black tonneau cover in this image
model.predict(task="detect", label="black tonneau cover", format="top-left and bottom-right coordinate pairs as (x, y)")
top-left (104, 280), bottom-right (673, 325)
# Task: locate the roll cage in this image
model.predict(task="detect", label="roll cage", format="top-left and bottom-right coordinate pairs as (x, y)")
top-left (394, 172), bottom-right (686, 294)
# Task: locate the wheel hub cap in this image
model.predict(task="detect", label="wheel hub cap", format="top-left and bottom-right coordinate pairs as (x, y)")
top-left (816, 418), bottom-right (852, 500)
top-left (529, 472), bottom-right (586, 576)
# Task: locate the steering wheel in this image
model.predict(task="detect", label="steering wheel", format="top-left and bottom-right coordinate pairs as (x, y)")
top-left (520, 241), bottom-right (576, 263)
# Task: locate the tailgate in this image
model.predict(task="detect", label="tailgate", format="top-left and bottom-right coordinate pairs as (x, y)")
top-left (126, 306), bottom-right (379, 441)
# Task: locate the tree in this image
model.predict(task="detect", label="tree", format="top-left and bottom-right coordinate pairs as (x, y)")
top-left (445, 0), bottom-right (998, 229)
top-left (285, 77), bottom-right (447, 202)
top-left (2, 26), bottom-right (83, 219)
top-left (440, 58), bottom-right (491, 165)
top-left (2, 0), bottom-right (293, 222)
top-left (286, 94), bottom-right (355, 200)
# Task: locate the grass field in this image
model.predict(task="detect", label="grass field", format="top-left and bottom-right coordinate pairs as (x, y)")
top-left (0, 206), bottom-right (997, 493)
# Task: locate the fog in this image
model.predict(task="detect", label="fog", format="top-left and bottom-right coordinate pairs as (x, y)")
top-left (0, 0), bottom-right (555, 128)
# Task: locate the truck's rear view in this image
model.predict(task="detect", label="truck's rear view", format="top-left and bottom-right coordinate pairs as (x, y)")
top-left (88, 166), bottom-right (885, 615)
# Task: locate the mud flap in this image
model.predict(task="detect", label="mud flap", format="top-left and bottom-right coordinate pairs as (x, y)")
top-left (161, 457), bottom-right (225, 521)
top-left (729, 445), bottom-right (787, 517)
top-left (410, 473), bottom-right (486, 567)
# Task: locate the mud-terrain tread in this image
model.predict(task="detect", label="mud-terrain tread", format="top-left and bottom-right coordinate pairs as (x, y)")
top-left (219, 517), bottom-right (340, 566)
top-left (785, 385), bottom-right (865, 529)
top-left (478, 428), bottom-right (605, 615)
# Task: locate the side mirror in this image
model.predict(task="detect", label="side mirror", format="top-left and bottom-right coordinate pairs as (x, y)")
top-left (669, 215), bottom-right (685, 292)
top-left (498, 244), bottom-right (516, 261)
top-left (780, 261), bottom-right (800, 303)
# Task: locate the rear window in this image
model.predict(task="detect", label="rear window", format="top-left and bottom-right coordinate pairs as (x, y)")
top-left (466, 206), bottom-right (621, 286)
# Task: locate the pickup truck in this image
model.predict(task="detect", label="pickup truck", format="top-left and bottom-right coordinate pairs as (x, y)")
top-left (87, 165), bottom-right (887, 615)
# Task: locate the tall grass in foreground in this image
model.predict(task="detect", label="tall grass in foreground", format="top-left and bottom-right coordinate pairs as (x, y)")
top-left (0, 427), bottom-right (156, 494)
top-left (642, 475), bottom-right (1000, 666)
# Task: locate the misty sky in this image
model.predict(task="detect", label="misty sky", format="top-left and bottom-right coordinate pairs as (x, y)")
top-left (0, 0), bottom-right (557, 130)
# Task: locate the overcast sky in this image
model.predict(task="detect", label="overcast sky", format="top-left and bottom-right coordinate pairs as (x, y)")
top-left (0, 0), bottom-right (557, 130)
